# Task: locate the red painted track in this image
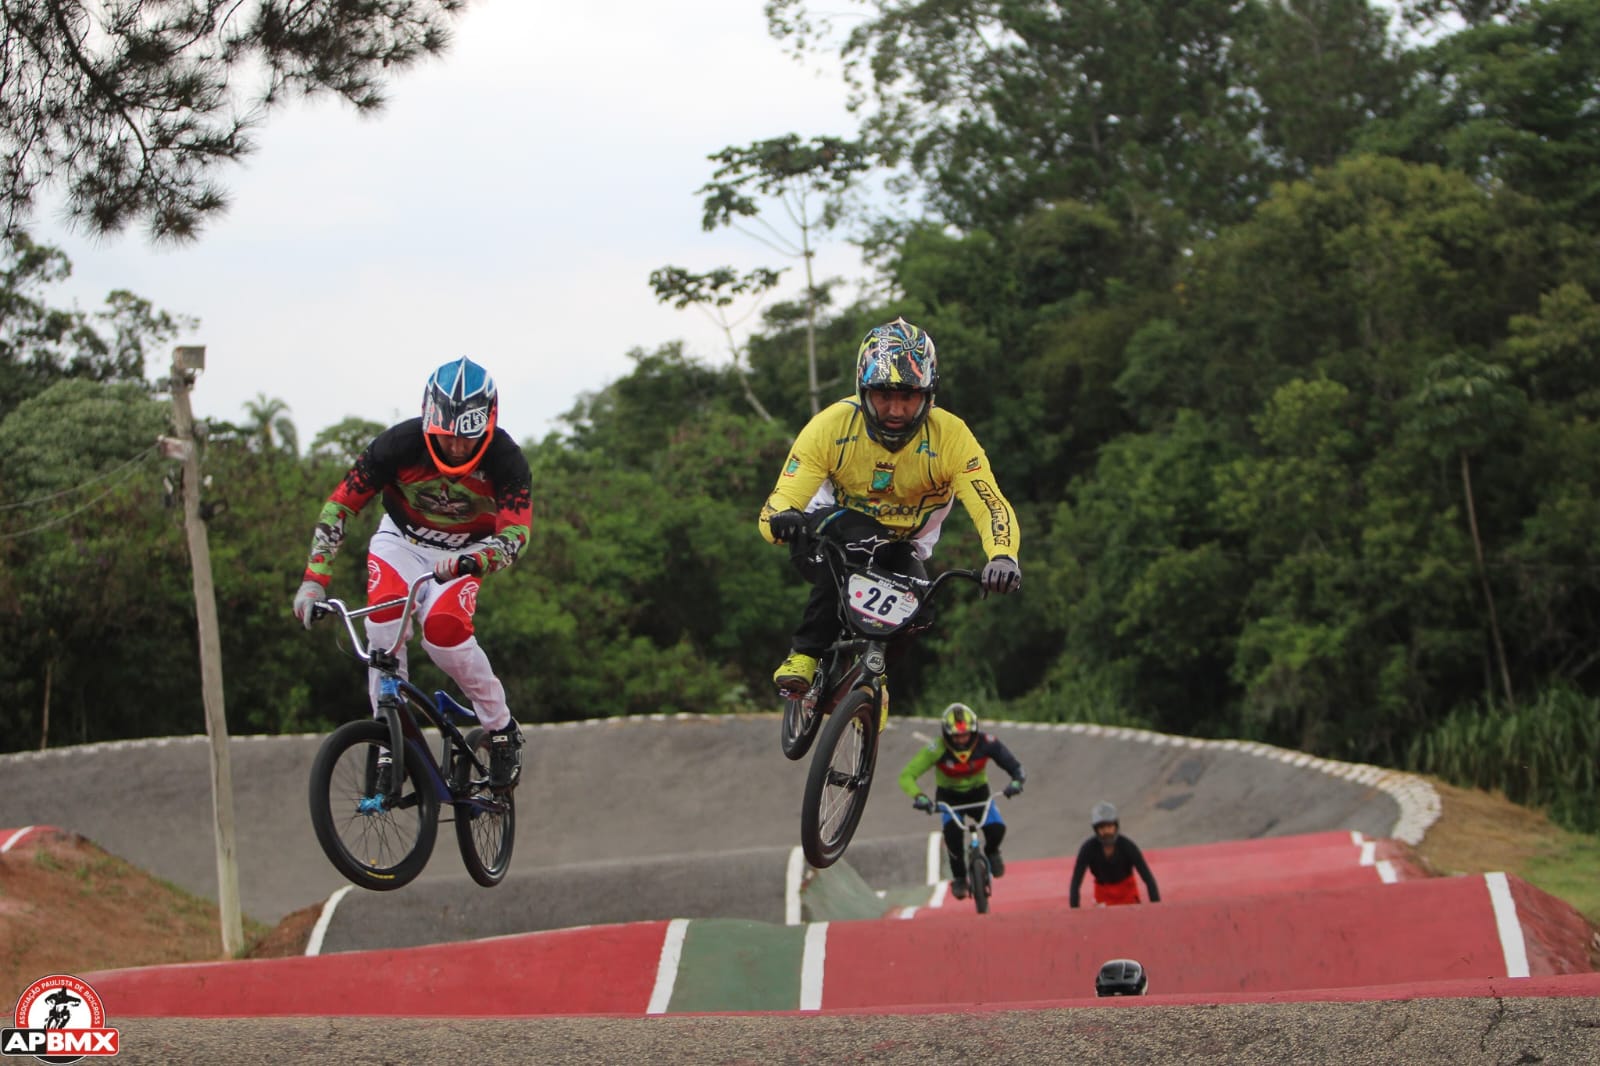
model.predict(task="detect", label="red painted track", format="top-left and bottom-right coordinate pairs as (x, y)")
top-left (64, 829), bottom-right (1596, 1017)
top-left (6, 819), bottom-right (1587, 1011)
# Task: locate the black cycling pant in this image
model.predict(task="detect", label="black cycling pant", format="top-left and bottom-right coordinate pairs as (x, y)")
top-left (787, 508), bottom-right (928, 656)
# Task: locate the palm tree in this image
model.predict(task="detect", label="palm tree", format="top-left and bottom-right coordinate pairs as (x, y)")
top-left (241, 393), bottom-right (299, 456)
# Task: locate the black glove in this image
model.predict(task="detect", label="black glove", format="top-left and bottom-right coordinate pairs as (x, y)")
top-left (768, 509), bottom-right (808, 544)
top-left (912, 794), bottom-right (933, 813)
top-left (1003, 779), bottom-right (1024, 798)
top-left (980, 555), bottom-right (1021, 594)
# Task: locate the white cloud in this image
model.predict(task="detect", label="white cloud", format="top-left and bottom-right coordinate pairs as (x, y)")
top-left (30, 0), bottom-right (871, 444)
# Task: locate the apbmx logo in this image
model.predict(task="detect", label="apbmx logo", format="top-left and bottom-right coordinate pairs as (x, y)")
top-left (3, 975), bottom-right (118, 1063)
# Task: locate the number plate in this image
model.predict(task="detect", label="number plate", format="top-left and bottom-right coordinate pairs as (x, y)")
top-left (846, 573), bottom-right (919, 627)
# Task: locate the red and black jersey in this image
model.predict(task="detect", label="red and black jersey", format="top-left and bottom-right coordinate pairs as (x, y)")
top-left (302, 417), bottom-right (532, 585)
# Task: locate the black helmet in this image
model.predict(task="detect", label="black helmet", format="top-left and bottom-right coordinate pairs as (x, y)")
top-left (855, 317), bottom-right (937, 452)
top-left (940, 702), bottom-right (980, 759)
top-left (422, 357), bottom-right (499, 476)
top-left (1095, 958), bottom-right (1148, 997)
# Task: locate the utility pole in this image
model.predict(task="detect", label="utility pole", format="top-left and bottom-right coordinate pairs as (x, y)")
top-left (165, 346), bottom-right (244, 956)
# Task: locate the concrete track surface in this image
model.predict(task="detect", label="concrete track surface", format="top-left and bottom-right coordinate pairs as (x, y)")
top-left (5, 714), bottom-right (1599, 1064)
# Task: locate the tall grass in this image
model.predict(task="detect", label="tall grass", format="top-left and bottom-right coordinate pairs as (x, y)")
top-left (1406, 684), bottom-right (1600, 834)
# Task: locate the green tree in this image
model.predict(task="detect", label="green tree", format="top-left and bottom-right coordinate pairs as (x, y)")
top-left (240, 393), bottom-right (300, 456)
top-left (660, 134), bottom-right (874, 416)
top-left (2, 0), bottom-right (466, 240)
top-left (0, 234), bottom-right (194, 418)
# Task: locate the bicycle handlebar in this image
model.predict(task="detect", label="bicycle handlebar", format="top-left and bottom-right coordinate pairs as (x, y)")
top-left (798, 529), bottom-right (982, 601)
top-left (309, 571), bottom-right (437, 664)
top-left (930, 795), bottom-right (1001, 822)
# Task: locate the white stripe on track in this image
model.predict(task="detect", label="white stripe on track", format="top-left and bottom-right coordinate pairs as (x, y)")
top-left (646, 918), bottom-right (690, 1015)
top-left (304, 885), bottom-right (353, 957)
top-left (800, 922), bottom-right (828, 1011)
top-left (925, 831), bottom-right (942, 885)
top-left (1485, 872), bottom-right (1530, 978)
top-left (1, 826), bottom-right (37, 853)
top-left (785, 846), bottom-right (806, 926)
top-left (1376, 860), bottom-right (1398, 884)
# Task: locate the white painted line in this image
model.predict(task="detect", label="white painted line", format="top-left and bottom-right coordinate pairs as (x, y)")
top-left (304, 885), bottom-right (354, 957)
top-left (1376, 860), bottom-right (1397, 883)
top-left (895, 906), bottom-right (918, 919)
top-left (1486, 872), bottom-right (1530, 978)
top-left (785, 846), bottom-right (806, 926)
top-left (1, 826), bottom-right (38, 854)
top-left (646, 918), bottom-right (690, 1015)
top-left (1349, 830), bottom-right (1363, 846)
top-left (926, 831), bottom-right (942, 885)
top-left (800, 922), bottom-right (829, 1011)
top-left (1359, 840), bottom-right (1376, 866)
top-left (928, 881), bottom-right (948, 909)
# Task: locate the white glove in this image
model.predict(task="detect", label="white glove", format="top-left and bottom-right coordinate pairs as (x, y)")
top-left (293, 581), bottom-right (327, 630)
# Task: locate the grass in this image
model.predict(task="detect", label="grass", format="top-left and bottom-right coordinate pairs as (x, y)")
top-left (1415, 777), bottom-right (1600, 926)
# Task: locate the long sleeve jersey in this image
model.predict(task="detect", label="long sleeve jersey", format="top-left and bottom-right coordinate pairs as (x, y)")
top-left (1069, 835), bottom-right (1161, 907)
top-left (758, 399), bottom-right (1019, 562)
top-left (899, 733), bottom-right (1025, 797)
top-left (301, 417), bottom-right (533, 586)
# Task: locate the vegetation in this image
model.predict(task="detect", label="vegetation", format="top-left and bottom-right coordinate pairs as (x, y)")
top-left (3, 1), bottom-right (1599, 836)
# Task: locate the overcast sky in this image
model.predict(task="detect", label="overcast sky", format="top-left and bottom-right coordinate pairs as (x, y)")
top-left (33, 0), bottom-right (871, 446)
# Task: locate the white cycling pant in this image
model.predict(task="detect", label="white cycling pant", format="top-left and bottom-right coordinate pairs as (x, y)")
top-left (362, 518), bottom-right (512, 732)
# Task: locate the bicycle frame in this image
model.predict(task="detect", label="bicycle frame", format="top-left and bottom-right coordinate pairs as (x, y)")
top-left (313, 575), bottom-right (497, 814)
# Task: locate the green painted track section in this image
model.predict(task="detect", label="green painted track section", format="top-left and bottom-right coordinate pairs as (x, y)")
top-left (667, 919), bottom-right (808, 1012)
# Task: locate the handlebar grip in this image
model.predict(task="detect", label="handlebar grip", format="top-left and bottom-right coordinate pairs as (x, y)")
top-left (457, 554), bottom-right (482, 578)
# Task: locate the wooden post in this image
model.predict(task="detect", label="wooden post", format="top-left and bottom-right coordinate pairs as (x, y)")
top-left (167, 346), bottom-right (245, 956)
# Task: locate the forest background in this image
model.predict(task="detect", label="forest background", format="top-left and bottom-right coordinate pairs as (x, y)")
top-left (3, 0), bottom-right (1599, 834)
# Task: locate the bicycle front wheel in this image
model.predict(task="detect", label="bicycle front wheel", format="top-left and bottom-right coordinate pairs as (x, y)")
top-left (800, 687), bottom-right (879, 869)
top-left (451, 727), bottom-right (516, 887)
top-left (309, 718), bottom-right (439, 891)
top-left (780, 692), bottom-right (823, 761)
top-left (971, 851), bottom-right (992, 915)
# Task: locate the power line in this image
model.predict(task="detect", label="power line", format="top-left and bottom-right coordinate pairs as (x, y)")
top-left (0, 443), bottom-right (160, 513)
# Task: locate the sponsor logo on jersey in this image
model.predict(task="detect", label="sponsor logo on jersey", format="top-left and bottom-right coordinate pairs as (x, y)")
top-left (782, 456), bottom-right (801, 477)
top-left (403, 524), bottom-right (473, 549)
top-left (915, 439), bottom-right (939, 457)
top-left (971, 479), bottom-right (1013, 548)
top-left (964, 456), bottom-right (982, 472)
top-left (871, 463), bottom-right (895, 492)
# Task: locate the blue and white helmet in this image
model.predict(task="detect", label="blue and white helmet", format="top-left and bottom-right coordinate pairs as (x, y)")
top-left (422, 357), bottom-right (498, 475)
top-left (855, 317), bottom-right (938, 452)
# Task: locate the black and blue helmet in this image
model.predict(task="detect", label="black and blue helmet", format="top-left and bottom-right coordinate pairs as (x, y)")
top-left (422, 357), bottom-right (498, 475)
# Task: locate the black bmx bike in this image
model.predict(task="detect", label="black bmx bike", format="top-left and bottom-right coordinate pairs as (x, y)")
top-left (306, 569), bottom-right (516, 890)
top-left (779, 535), bottom-right (981, 869)
top-left (932, 795), bottom-right (1005, 914)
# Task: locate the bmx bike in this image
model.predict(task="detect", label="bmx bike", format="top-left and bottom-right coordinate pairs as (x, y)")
top-left (306, 567), bottom-right (517, 890)
top-left (779, 533), bottom-right (982, 869)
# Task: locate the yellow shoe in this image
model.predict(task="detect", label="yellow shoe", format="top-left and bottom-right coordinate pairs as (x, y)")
top-left (773, 651), bottom-right (818, 697)
top-left (878, 682), bottom-right (890, 732)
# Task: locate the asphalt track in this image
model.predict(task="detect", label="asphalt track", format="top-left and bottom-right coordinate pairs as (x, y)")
top-left (5, 714), bottom-right (1598, 1063)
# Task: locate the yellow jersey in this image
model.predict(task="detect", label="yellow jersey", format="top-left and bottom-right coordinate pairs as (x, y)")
top-left (758, 398), bottom-right (1019, 561)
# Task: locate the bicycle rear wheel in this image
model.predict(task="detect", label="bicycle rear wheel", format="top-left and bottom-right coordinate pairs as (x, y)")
top-left (309, 718), bottom-right (439, 891)
top-left (799, 687), bottom-right (879, 869)
top-left (971, 851), bottom-right (992, 915)
top-left (450, 727), bottom-right (516, 887)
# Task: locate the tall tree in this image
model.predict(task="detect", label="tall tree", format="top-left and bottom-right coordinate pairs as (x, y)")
top-left (1, 0), bottom-right (465, 241)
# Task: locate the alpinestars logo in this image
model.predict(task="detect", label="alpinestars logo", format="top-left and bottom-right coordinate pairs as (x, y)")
top-left (3, 974), bottom-right (119, 1062)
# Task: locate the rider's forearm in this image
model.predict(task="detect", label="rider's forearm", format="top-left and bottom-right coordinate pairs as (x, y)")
top-left (302, 500), bottom-right (358, 585)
